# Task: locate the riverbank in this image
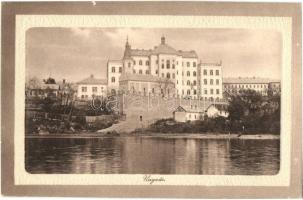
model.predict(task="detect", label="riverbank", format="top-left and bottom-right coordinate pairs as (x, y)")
top-left (25, 132), bottom-right (280, 140)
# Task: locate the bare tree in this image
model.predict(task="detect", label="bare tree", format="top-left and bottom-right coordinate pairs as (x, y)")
top-left (156, 77), bottom-right (173, 97)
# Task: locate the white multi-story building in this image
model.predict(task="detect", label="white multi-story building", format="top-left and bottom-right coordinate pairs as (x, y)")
top-left (198, 62), bottom-right (223, 100)
top-left (107, 36), bottom-right (223, 100)
top-left (77, 75), bottom-right (107, 99)
top-left (223, 77), bottom-right (280, 96)
top-left (107, 60), bottom-right (123, 95)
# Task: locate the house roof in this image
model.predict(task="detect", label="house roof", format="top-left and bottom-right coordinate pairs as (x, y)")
top-left (41, 84), bottom-right (60, 90)
top-left (130, 49), bottom-right (153, 57)
top-left (174, 105), bottom-right (207, 113)
top-left (77, 75), bottom-right (107, 85)
top-left (119, 73), bottom-right (174, 84)
top-left (223, 77), bottom-right (280, 84)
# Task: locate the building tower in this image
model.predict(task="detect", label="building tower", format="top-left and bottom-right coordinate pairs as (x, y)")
top-left (122, 36), bottom-right (133, 74)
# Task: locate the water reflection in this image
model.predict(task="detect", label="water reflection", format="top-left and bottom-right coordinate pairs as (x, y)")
top-left (25, 137), bottom-right (280, 175)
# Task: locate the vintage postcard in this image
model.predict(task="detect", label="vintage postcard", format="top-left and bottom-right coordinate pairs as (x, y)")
top-left (1, 2), bottom-right (302, 198)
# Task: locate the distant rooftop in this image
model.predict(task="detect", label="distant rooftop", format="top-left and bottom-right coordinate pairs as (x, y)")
top-left (223, 77), bottom-right (280, 84)
top-left (77, 74), bottom-right (107, 85)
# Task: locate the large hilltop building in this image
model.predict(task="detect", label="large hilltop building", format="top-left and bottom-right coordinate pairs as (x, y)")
top-left (107, 36), bottom-right (223, 100)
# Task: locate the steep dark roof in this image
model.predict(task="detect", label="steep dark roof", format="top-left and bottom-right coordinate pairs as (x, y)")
top-left (77, 75), bottom-right (107, 85)
top-left (177, 50), bottom-right (198, 58)
top-left (174, 105), bottom-right (208, 113)
top-left (124, 40), bottom-right (198, 58)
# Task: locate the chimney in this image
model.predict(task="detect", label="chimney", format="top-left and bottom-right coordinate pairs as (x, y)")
top-left (161, 36), bottom-right (165, 44)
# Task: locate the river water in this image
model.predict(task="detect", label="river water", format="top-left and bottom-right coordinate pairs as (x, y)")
top-left (25, 136), bottom-right (280, 175)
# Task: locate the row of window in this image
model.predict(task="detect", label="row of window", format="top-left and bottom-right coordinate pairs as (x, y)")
top-left (204, 79), bottom-right (220, 85)
top-left (224, 84), bottom-right (268, 89)
top-left (176, 79), bottom-right (221, 86)
top-left (133, 69), bottom-right (150, 75)
top-left (203, 88), bottom-right (220, 95)
top-left (203, 69), bottom-right (220, 76)
top-left (180, 88), bottom-right (220, 95)
top-left (111, 67), bottom-right (122, 73)
top-left (133, 59), bottom-right (197, 68)
top-left (134, 60), bottom-right (150, 66)
top-left (80, 95), bottom-right (104, 99)
top-left (81, 86), bottom-right (105, 92)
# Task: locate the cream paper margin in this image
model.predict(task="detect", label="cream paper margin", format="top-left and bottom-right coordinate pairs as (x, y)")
top-left (15, 15), bottom-right (291, 186)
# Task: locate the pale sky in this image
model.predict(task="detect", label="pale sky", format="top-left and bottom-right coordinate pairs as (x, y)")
top-left (26, 28), bottom-right (281, 83)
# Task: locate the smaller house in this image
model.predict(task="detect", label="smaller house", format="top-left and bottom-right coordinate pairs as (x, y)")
top-left (173, 105), bottom-right (206, 122)
top-left (77, 75), bottom-right (107, 100)
top-left (206, 104), bottom-right (229, 118)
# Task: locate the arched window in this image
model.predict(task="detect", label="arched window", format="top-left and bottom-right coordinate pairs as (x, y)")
top-left (172, 64), bottom-right (175, 69)
top-left (194, 90), bottom-right (197, 95)
top-left (193, 71), bottom-right (196, 77)
top-left (139, 60), bottom-right (142, 65)
top-left (172, 73), bottom-right (175, 79)
top-left (119, 67), bottom-right (122, 73)
top-left (146, 61), bottom-right (149, 66)
top-left (166, 60), bottom-right (170, 69)
top-left (193, 80), bottom-right (196, 85)
top-left (166, 73), bottom-right (170, 78)
top-left (162, 73), bottom-right (164, 78)
top-left (139, 70), bottom-right (143, 74)
top-left (187, 80), bottom-right (190, 85)
top-left (133, 69), bottom-right (136, 74)
top-left (210, 79), bottom-right (213, 85)
top-left (187, 62), bottom-right (190, 67)
top-left (193, 62), bottom-right (196, 67)
top-left (187, 71), bottom-right (190, 76)
top-left (162, 64), bottom-right (164, 69)
top-left (128, 62), bottom-right (131, 68)
top-left (111, 77), bottom-right (115, 83)
top-left (187, 90), bottom-right (191, 95)
top-left (204, 79), bottom-right (207, 85)
top-left (112, 67), bottom-right (115, 73)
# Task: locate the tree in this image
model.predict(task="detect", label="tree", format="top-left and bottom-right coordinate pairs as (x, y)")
top-left (26, 77), bottom-right (42, 89)
top-left (44, 77), bottom-right (56, 84)
top-left (156, 77), bottom-right (174, 97)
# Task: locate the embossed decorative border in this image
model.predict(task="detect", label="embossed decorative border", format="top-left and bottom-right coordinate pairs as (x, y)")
top-left (1, 2), bottom-right (302, 197)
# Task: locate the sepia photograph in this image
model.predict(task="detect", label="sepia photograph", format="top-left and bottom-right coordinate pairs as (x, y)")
top-left (2, 1), bottom-right (301, 198)
top-left (25, 27), bottom-right (281, 175)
